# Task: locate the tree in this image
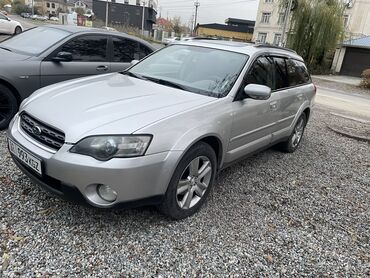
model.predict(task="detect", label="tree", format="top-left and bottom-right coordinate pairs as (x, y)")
top-left (74, 7), bottom-right (85, 16)
top-left (281, 0), bottom-right (344, 72)
top-left (172, 17), bottom-right (183, 36)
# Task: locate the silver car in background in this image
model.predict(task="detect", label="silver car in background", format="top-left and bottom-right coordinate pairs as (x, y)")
top-left (0, 25), bottom-right (155, 129)
top-left (7, 41), bottom-right (315, 219)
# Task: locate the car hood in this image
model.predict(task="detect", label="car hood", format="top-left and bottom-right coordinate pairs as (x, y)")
top-left (22, 73), bottom-right (216, 143)
top-left (0, 47), bottom-right (30, 61)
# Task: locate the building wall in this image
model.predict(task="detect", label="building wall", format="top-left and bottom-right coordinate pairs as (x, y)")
top-left (252, 0), bottom-right (286, 45)
top-left (344, 0), bottom-right (370, 39)
top-left (197, 27), bottom-right (253, 41)
top-left (93, 0), bottom-right (156, 30)
top-left (253, 0), bottom-right (370, 45)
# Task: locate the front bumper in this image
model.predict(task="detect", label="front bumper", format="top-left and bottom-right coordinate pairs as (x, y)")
top-left (7, 114), bottom-right (182, 208)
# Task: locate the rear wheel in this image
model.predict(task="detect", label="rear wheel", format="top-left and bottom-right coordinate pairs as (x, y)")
top-left (14, 26), bottom-right (22, 35)
top-left (277, 113), bottom-right (307, 153)
top-left (159, 142), bottom-right (217, 220)
top-left (0, 84), bottom-right (18, 130)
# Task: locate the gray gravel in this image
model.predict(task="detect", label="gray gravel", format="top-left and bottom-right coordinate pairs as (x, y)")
top-left (0, 107), bottom-right (369, 277)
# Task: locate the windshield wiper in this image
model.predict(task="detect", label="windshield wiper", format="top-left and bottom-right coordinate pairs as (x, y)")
top-left (120, 71), bottom-right (148, 80)
top-left (0, 46), bottom-right (12, 52)
top-left (143, 76), bottom-right (188, 91)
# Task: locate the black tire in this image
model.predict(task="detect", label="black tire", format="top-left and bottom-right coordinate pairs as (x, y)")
top-left (0, 84), bottom-right (18, 130)
top-left (14, 26), bottom-right (22, 35)
top-left (277, 113), bottom-right (307, 153)
top-left (159, 142), bottom-right (217, 220)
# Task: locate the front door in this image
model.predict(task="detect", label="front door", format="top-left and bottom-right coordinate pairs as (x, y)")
top-left (226, 56), bottom-right (280, 163)
top-left (40, 35), bottom-right (111, 87)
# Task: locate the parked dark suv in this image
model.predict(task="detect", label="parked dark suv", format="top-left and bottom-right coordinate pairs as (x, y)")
top-left (0, 25), bottom-right (156, 129)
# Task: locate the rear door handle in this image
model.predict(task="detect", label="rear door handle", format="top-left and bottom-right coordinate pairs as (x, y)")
top-left (96, 65), bottom-right (108, 72)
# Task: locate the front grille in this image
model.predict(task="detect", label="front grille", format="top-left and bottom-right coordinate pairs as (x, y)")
top-left (20, 112), bottom-right (65, 151)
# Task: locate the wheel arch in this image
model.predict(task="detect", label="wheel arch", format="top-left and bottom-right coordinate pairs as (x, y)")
top-left (0, 78), bottom-right (21, 105)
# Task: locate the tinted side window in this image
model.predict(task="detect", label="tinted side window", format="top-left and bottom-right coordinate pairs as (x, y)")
top-left (61, 35), bottom-right (108, 62)
top-left (286, 59), bottom-right (310, 86)
top-left (139, 44), bottom-right (153, 59)
top-left (113, 38), bottom-right (151, 63)
top-left (113, 37), bottom-right (138, 62)
top-left (0, 14), bottom-right (7, 20)
top-left (245, 56), bottom-right (274, 88)
top-left (294, 60), bottom-right (311, 83)
top-left (272, 57), bottom-right (289, 90)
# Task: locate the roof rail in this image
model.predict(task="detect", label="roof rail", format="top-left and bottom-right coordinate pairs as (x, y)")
top-left (254, 43), bottom-right (297, 54)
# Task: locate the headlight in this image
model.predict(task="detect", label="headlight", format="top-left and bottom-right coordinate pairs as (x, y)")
top-left (70, 135), bottom-right (152, 161)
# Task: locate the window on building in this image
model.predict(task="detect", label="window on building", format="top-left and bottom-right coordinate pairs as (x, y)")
top-left (278, 12), bottom-right (285, 25)
top-left (124, 0), bottom-right (129, 4)
top-left (343, 15), bottom-right (349, 28)
top-left (261, 12), bottom-right (271, 24)
top-left (273, 33), bottom-right (282, 46)
top-left (60, 35), bottom-right (108, 62)
top-left (265, 0), bottom-right (273, 3)
top-left (257, 32), bottom-right (267, 43)
top-left (136, 0), bottom-right (140, 5)
top-left (52, 3), bottom-right (55, 8)
top-left (46, 3), bottom-right (50, 8)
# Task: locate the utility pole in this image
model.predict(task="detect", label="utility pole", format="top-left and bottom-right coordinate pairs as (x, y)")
top-left (105, 0), bottom-right (109, 27)
top-left (142, 1), bottom-right (146, 36)
top-left (32, 0), bottom-right (34, 16)
top-left (194, 1), bottom-right (200, 34)
top-left (281, 0), bottom-right (293, 46)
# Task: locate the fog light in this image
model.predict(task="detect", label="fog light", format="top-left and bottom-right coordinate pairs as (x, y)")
top-left (97, 184), bottom-right (117, 202)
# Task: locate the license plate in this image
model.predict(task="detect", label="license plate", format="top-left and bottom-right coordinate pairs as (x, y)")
top-left (8, 139), bottom-right (42, 175)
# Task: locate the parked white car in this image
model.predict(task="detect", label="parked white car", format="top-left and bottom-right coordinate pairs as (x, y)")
top-left (0, 13), bottom-right (23, 35)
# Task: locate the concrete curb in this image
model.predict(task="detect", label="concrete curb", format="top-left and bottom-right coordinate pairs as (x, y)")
top-left (327, 125), bottom-right (370, 144)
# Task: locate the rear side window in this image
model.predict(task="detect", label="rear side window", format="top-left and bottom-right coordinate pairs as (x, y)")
top-left (60, 35), bottom-right (108, 62)
top-left (286, 59), bottom-right (310, 86)
top-left (245, 56), bottom-right (274, 88)
top-left (112, 37), bottom-right (152, 62)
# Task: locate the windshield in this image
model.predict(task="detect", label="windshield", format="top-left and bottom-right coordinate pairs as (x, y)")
top-left (128, 45), bottom-right (249, 98)
top-left (0, 27), bottom-right (70, 55)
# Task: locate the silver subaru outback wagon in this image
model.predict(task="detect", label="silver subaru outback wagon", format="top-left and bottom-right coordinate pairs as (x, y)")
top-left (7, 41), bottom-right (315, 219)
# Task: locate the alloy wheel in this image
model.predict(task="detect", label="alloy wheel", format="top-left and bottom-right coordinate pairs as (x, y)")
top-left (176, 156), bottom-right (212, 210)
top-left (291, 117), bottom-right (305, 148)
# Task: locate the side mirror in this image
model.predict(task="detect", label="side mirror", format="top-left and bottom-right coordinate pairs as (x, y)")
top-left (130, 60), bottom-right (139, 66)
top-left (244, 84), bottom-right (271, 100)
top-left (52, 51), bottom-right (73, 62)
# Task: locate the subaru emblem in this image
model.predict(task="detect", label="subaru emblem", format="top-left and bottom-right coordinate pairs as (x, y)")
top-left (32, 125), bottom-right (42, 135)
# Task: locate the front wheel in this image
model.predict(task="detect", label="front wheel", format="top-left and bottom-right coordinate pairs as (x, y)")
top-left (159, 142), bottom-right (217, 220)
top-left (0, 84), bottom-right (18, 130)
top-left (277, 113), bottom-right (307, 153)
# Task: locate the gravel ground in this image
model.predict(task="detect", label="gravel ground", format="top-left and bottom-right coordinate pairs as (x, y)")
top-left (0, 107), bottom-right (369, 277)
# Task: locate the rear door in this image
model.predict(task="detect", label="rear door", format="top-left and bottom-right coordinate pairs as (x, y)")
top-left (110, 36), bottom-right (153, 72)
top-left (40, 34), bottom-right (111, 87)
top-left (273, 58), bottom-right (311, 134)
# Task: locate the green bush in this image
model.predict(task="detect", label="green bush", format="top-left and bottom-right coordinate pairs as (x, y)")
top-left (360, 69), bottom-right (370, 89)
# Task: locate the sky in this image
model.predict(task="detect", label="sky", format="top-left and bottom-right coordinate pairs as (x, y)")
top-left (158, 0), bottom-right (259, 26)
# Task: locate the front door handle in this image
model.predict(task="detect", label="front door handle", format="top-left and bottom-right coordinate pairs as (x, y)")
top-left (269, 101), bottom-right (278, 111)
top-left (96, 65), bottom-right (108, 72)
